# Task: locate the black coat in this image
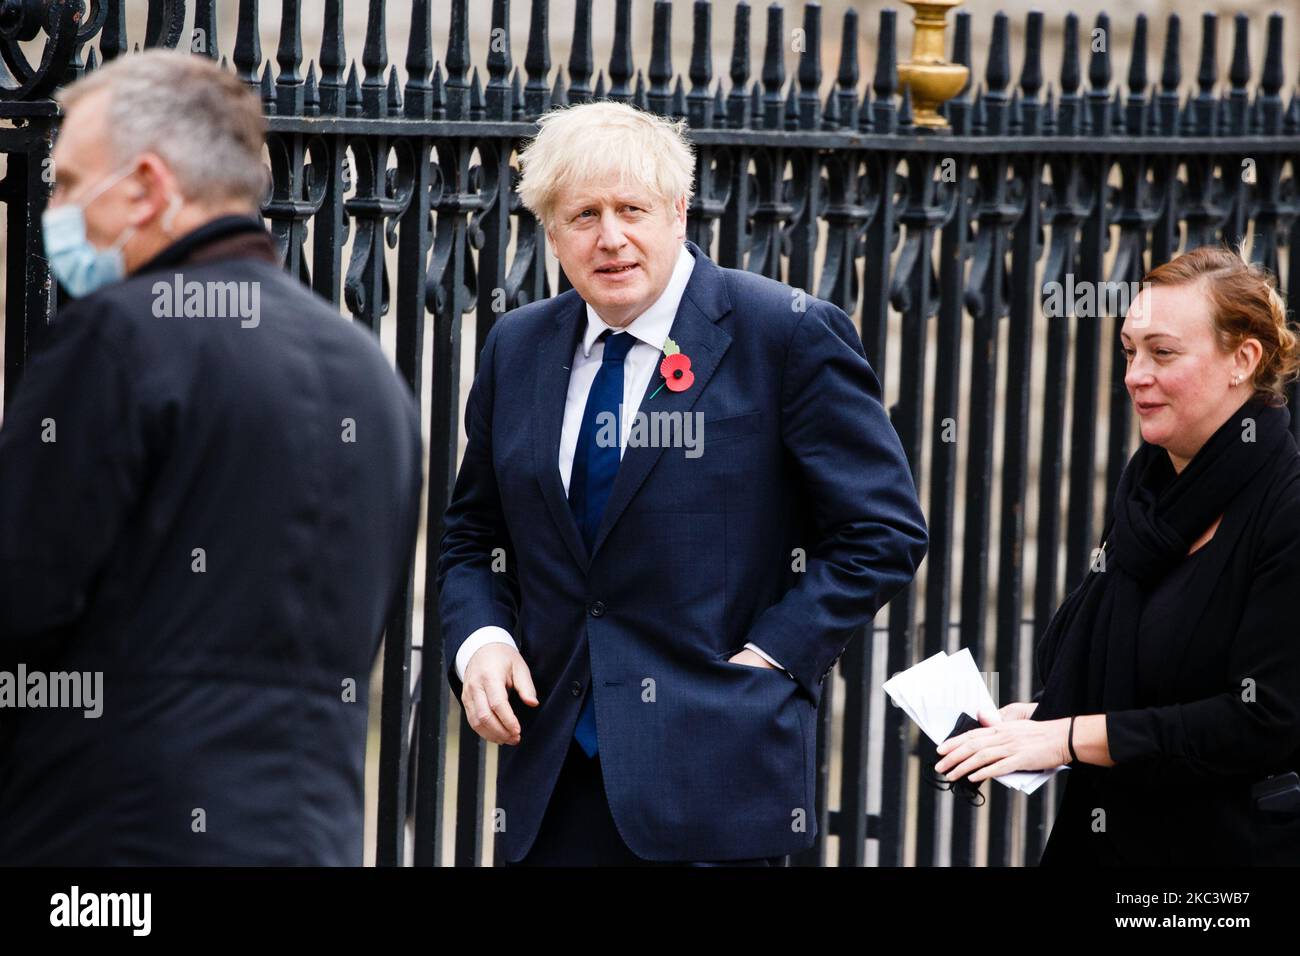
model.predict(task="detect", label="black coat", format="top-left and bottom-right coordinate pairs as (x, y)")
top-left (0, 216), bottom-right (423, 864)
top-left (1041, 427), bottom-right (1300, 866)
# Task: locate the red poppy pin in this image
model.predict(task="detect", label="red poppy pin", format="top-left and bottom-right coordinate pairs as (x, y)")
top-left (648, 338), bottom-right (693, 400)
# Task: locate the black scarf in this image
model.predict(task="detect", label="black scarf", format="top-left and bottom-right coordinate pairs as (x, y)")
top-left (1033, 394), bottom-right (1292, 720)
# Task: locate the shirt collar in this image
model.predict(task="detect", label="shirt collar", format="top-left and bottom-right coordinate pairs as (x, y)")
top-left (580, 243), bottom-right (696, 358)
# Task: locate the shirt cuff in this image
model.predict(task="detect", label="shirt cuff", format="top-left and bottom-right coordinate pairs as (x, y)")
top-left (455, 626), bottom-right (518, 682)
top-left (744, 642), bottom-right (792, 677)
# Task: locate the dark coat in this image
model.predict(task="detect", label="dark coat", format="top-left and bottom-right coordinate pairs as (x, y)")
top-left (1042, 427), bottom-right (1300, 866)
top-left (436, 240), bottom-right (929, 862)
top-left (0, 216), bottom-right (424, 864)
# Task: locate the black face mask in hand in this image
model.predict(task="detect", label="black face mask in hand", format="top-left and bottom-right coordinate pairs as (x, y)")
top-left (922, 711), bottom-right (986, 807)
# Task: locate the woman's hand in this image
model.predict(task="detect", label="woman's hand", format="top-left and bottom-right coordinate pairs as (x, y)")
top-left (998, 701), bottom-right (1038, 722)
top-left (935, 710), bottom-right (1069, 783)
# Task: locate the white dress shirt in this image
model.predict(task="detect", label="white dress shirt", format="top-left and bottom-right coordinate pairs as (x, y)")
top-left (455, 243), bottom-right (787, 680)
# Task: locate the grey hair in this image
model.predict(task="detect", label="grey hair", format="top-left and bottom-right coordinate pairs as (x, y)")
top-left (55, 50), bottom-right (268, 208)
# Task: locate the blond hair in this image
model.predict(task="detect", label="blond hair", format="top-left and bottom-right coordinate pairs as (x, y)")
top-left (516, 101), bottom-right (695, 230)
top-left (55, 50), bottom-right (268, 207)
top-left (1142, 243), bottom-right (1300, 406)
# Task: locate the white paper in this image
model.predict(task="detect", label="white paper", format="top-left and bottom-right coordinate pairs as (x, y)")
top-left (883, 649), bottom-right (1064, 795)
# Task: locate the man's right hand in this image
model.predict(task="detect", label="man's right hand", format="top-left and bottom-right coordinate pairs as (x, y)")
top-left (461, 643), bottom-right (540, 745)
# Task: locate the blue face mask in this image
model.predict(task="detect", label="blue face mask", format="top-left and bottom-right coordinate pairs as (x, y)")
top-left (41, 162), bottom-right (142, 298)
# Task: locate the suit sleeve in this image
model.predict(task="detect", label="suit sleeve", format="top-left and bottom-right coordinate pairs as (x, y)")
top-left (741, 301), bottom-right (929, 699)
top-left (0, 302), bottom-right (147, 641)
top-left (1105, 490), bottom-right (1300, 780)
top-left (435, 319), bottom-right (521, 699)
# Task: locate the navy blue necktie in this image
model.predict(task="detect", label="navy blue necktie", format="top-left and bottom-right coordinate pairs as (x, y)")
top-left (568, 329), bottom-right (636, 757)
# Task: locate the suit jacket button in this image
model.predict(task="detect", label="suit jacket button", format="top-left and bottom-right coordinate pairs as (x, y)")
top-left (588, 600), bottom-right (606, 617)
top-left (570, 681), bottom-right (583, 697)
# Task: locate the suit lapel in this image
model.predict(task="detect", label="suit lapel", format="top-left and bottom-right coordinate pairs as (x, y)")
top-left (589, 241), bottom-right (733, 558)
top-left (533, 292), bottom-right (590, 570)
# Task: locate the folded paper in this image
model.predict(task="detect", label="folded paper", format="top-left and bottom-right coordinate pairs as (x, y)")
top-left (883, 649), bottom-right (1064, 795)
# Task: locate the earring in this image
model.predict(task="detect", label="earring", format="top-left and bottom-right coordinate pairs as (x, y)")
top-left (1233, 375), bottom-right (1242, 386)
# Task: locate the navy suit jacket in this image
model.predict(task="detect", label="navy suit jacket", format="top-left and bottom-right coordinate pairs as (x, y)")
top-left (437, 240), bottom-right (928, 862)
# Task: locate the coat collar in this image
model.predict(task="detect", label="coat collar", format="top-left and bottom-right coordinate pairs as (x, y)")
top-left (532, 239), bottom-right (734, 569)
top-left (131, 215), bottom-right (280, 279)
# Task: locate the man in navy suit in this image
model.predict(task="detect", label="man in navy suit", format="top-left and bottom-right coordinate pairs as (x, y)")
top-left (436, 102), bottom-right (928, 865)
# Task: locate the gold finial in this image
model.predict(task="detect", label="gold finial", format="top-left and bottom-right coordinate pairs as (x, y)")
top-left (896, 1), bottom-right (969, 131)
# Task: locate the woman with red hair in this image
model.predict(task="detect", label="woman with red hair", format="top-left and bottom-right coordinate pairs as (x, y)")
top-left (938, 244), bottom-right (1300, 865)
